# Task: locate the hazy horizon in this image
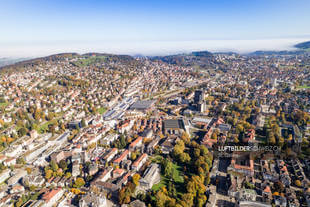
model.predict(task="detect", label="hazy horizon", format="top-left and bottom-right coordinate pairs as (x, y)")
top-left (0, 37), bottom-right (309, 58)
top-left (1, 0), bottom-right (310, 58)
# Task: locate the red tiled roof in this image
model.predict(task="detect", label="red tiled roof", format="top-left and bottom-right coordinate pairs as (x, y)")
top-left (42, 188), bottom-right (62, 202)
top-left (264, 186), bottom-right (271, 193)
top-left (113, 168), bottom-right (125, 176)
top-left (132, 153), bottom-right (148, 167)
top-left (114, 150), bottom-right (129, 164)
top-left (103, 148), bottom-right (117, 159)
top-left (129, 137), bottom-right (143, 148)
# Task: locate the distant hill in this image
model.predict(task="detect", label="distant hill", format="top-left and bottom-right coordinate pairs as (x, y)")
top-left (191, 51), bottom-right (213, 57)
top-left (70, 53), bottom-right (141, 67)
top-left (213, 52), bottom-right (239, 55)
top-left (150, 50), bottom-right (217, 70)
top-left (0, 53), bottom-right (78, 72)
top-left (248, 50), bottom-right (306, 56)
top-left (247, 41), bottom-right (310, 56)
top-left (0, 57), bottom-right (30, 67)
top-left (0, 52), bottom-right (143, 73)
top-left (294, 41), bottom-right (310, 50)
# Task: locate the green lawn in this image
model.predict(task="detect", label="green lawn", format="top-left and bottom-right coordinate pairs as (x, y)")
top-left (152, 174), bottom-right (167, 191)
top-left (37, 112), bottom-right (64, 134)
top-left (38, 122), bottom-right (50, 134)
top-left (98, 107), bottom-right (107, 115)
top-left (15, 125), bottom-right (22, 132)
top-left (152, 162), bottom-right (184, 192)
top-left (38, 120), bottom-right (58, 134)
top-left (0, 102), bottom-right (8, 108)
top-left (171, 163), bottom-right (184, 183)
top-left (297, 85), bottom-right (310, 89)
top-left (72, 56), bottom-right (106, 67)
top-left (150, 155), bottom-right (163, 163)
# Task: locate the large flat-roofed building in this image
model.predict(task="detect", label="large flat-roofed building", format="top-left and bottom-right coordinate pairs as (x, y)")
top-left (7, 169), bottom-right (27, 186)
top-left (192, 117), bottom-right (212, 126)
top-left (139, 163), bottom-right (161, 190)
top-left (163, 119), bottom-right (189, 135)
top-left (237, 201), bottom-right (271, 207)
top-left (68, 120), bottom-right (82, 129)
top-left (129, 100), bottom-right (155, 112)
top-left (0, 169), bottom-right (10, 183)
top-left (218, 123), bottom-right (232, 133)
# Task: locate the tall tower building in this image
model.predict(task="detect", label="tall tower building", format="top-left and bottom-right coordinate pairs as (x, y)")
top-left (197, 101), bottom-right (206, 113)
top-left (194, 90), bottom-right (205, 104)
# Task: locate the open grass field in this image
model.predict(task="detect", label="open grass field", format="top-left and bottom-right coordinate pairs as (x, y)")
top-left (0, 102), bottom-right (8, 108)
top-left (152, 162), bottom-right (184, 192)
top-left (38, 119), bottom-right (59, 134)
top-left (98, 107), bottom-right (107, 114)
top-left (297, 85), bottom-right (310, 89)
top-left (72, 56), bottom-right (106, 67)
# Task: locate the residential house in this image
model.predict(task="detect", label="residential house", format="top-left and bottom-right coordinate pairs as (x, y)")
top-left (41, 188), bottom-right (64, 207)
top-left (132, 153), bottom-right (148, 171)
top-left (113, 150), bottom-right (130, 166)
top-left (129, 137), bottom-right (143, 151)
top-left (79, 193), bottom-right (107, 207)
top-left (102, 148), bottom-right (118, 163)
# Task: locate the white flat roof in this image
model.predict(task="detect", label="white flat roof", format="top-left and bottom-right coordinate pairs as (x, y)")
top-left (192, 117), bottom-right (212, 124)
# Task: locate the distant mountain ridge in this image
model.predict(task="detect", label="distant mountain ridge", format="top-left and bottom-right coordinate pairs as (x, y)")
top-left (0, 57), bottom-right (31, 67)
top-left (247, 50), bottom-right (306, 56)
top-left (0, 53), bottom-right (79, 71)
top-left (191, 51), bottom-right (213, 57)
top-left (1, 41), bottom-right (310, 72)
top-left (150, 50), bottom-right (218, 70)
top-left (0, 52), bottom-right (143, 73)
top-left (294, 41), bottom-right (310, 50)
top-left (246, 41), bottom-right (310, 56)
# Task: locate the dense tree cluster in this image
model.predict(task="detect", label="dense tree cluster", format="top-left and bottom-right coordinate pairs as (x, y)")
top-left (118, 174), bottom-right (140, 205)
top-left (142, 136), bottom-right (212, 207)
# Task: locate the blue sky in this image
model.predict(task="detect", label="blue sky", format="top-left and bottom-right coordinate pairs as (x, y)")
top-left (1, 0), bottom-right (310, 57)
